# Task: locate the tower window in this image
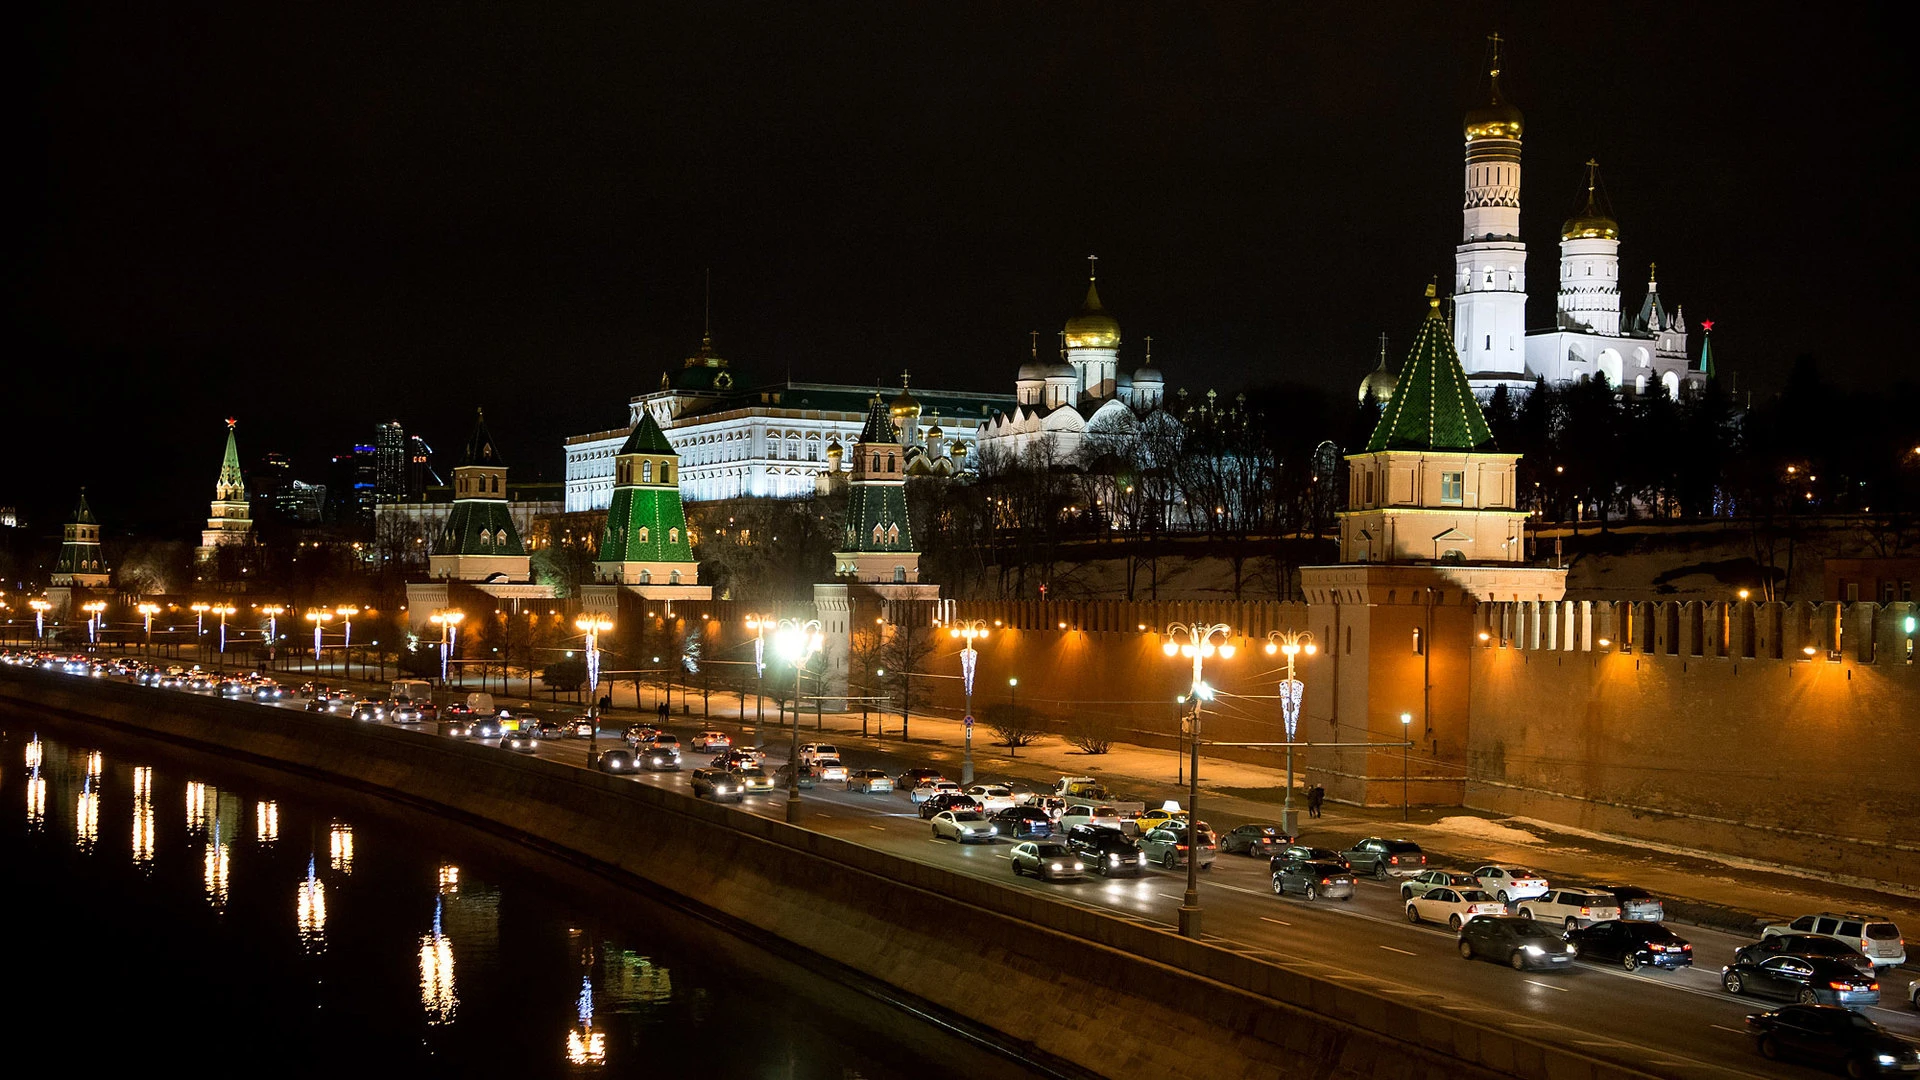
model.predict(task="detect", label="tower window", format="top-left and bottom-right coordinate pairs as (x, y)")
top-left (669, 527), bottom-right (679, 544)
top-left (1440, 472), bottom-right (1464, 505)
top-left (643, 461), bottom-right (652, 483)
top-left (1485, 335), bottom-right (1491, 351)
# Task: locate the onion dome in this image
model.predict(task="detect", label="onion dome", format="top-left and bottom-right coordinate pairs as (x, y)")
top-left (1358, 332), bottom-right (1397, 404)
top-left (1044, 359), bottom-right (1076, 381)
top-left (888, 373), bottom-right (920, 418)
top-left (826, 438), bottom-right (843, 456)
top-left (1133, 334), bottom-right (1163, 385)
top-left (925, 410), bottom-right (944, 439)
top-left (1063, 278), bottom-right (1120, 349)
top-left (1463, 40), bottom-right (1523, 142)
top-left (1017, 359), bottom-right (1047, 381)
top-left (1561, 160), bottom-right (1618, 241)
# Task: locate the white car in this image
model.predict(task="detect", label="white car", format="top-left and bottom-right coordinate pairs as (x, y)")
top-left (911, 780), bottom-right (962, 804)
top-left (1761, 913), bottom-right (1907, 969)
top-left (1473, 865), bottom-right (1550, 903)
top-left (798, 742), bottom-right (840, 764)
top-left (1059, 804), bottom-right (1126, 832)
top-left (1406, 887), bottom-right (1508, 930)
top-left (965, 784), bottom-right (1017, 812)
top-left (930, 810), bottom-right (1000, 844)
top-left (1399, 870), bottom-right (1482, 901)
top-left (813, 756), bottom-right (849, 782)
top-left (1515, 889), bottom-right (1622, 930)
top-left (691, 731), bottom-right (731, 751)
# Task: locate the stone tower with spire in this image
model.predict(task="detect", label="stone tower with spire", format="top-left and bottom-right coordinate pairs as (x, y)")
top-left (428, 408), bottom-right (529, 582)
top-left (52, 490), bottom-right (111, 588)
top-left (594, 411), bottom-right (700, 588)
top-left (197, 419), bottom-right (254, 564)
top-left (833, 396), bottom-right (918, 583)
top-left (1453, 33), bottom-right (1528, 383)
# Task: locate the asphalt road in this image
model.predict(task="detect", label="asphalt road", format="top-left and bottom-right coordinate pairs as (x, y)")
top-left (264, 693), bottom-right (1920, 1079)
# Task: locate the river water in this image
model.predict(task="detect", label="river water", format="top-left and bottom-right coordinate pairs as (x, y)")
top-left (0, 711), bottom-right (1048, 1078)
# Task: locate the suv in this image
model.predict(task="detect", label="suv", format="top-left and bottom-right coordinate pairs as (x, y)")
top-left (1762, 914), bottom-right (1906, 969)
top-left (1594, 884), bottom-right (1665, 921)
top-left (1344, 837), bottom-right (1428, 878)
top-left (1065, 823), bottom-right (1146, 877)
top-left (799, 743), bottom-right (840, 763)
top-left (1138, 823), bottom-right (1217, 871)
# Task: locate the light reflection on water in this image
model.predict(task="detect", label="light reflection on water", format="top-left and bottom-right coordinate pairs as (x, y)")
top-left (0, 718), bottom-right (1037, 1079)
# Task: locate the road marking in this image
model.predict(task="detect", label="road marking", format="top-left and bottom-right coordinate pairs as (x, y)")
top-left (1158, 893), bottom-right (1185, 901)
top-left (1204, 881), bottom-right (1272, 898)
top-left (992, 854), bottom-right (1009, 860)
top-left (1259, 916), bottom-right (1291, 927)
top-left (1709, 1025), bottom-right (1745, 1034)
top-left (1523, 979), bottom-right (1568, 993)
top-left (1379, 945), bottom-right (1416, 956)
top-left (866, 825), bottom-right (886, 831)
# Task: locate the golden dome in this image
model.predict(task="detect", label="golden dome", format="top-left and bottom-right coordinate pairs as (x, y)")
top-left (1560, 160), bottom-right (1618, 241)
top-left (1464, 45), bottom-right (1522, 142)
top-left (888, 373), bottom-right (920, 417)
top-left (1063, 280), bottom-right (1120, 350)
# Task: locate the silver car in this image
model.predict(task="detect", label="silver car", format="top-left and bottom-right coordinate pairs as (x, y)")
top-left (1010, 842), bottom-right (1084, 882)
top-left (930, 810), bottom-right (999, 844)
top-left (1138, 824), bottom-right (1216, 871)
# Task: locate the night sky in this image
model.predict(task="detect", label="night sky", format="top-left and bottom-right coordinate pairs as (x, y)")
top-left (14, 3), bottom-right (1911, 533)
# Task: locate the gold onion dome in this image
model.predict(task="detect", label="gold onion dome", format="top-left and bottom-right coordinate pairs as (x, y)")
top-left (1463, 42), bottom-right (1522, 142)
top-left (889, 375), bottom-right (920, 418)
top-left (1063, 279), bottom-right (1121, 350)
top-left (1561, 161), bottom-right (1618, 240)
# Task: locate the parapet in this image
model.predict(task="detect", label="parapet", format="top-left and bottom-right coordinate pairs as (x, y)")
top-left (1473, 598), bottom-right (1920, 666)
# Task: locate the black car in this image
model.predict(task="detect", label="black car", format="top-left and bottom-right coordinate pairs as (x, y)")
top-left (1458, 915), bottom-right (1576, 970)
top-left (1565, 920), bottom-right (1693, 971)
top-left (919, 792), bottom-right (982, 820)
top-left (1745, 1004), bottom-right (1920, 1075)
top-left (775, 763), bottom-right (815, 790)
top-left (991, 806), bottom-right (1053, 840)
top-left (1065, 823), bottom-right (1146, 877)
top-left (1220, 824), bottom-right (1294, 857)
top-left (691, 768), bottom-right (744, 802)
top-left (1723, 954), bottom-right (1880, 1008)
top-left (533, 718), bottom-right (564, 739)
top-left (597, 748), bottom-right (637, 773)
top-left (471, 717), bottom-right (504, 740)
top-left (1270, 859), bottom-right (1356, 901)
top-left (1271, 845), bottom-right (1350, 874)
top-left (1739, 934), bottom-right (1876, 975)
top-left (638, 745), bottom-right (682, 771)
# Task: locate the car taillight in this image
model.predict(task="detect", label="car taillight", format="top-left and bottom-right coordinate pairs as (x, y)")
top-left (1681, 944), bottom-right (1691, 951)
top-left (1828, 981), bottom-right (1851, 990)
top-left (1389, 855), bottom-right (1399, 864)
top-left (1578, 908), bottom-right (1591, 916)
top-left (1320, 878), bottom-right (1331, 885)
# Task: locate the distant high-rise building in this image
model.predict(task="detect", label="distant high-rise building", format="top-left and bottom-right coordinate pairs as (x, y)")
top-left (328, 445), bottom-right (378, 526)
top-left (375, 421), bottom-right (407, 504)
top-left (405, 434), bottom-right (440, 501)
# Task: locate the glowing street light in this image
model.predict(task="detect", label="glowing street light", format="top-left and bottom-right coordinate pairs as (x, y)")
top-left (775, 618), bottom-right (824, 824)
top-left (30, 598), bottom-right (51, 640)
top-left (744, 613), bottom-right (776, 722)
top-left (1264, 628), bottom-right (1317, 834)
top-left (336, 604), bottom-right (359, 654)
top-left (82, 600), bottom-right (107, 645)
top-left (430, 610), bottom-right (464, 685)
top-left (307, 609), bottom-right (332, 664)
top-left (191, 602), bottom-right (210, 640)
top-left (212, 603), bottom-right (236, 657)
top-left (138, 602), bottom-right (161, 649)
top-left (261, 605), bottom-right (285, 665)
top-left (575, 612), bottom-right (613, 767)
top-left (949, 619), bottom-right (990, 784)
top-left (1161, 621), bottom-right (1236, 938)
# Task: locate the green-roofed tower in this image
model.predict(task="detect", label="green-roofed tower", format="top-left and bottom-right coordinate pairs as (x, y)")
top-left (1337, 286), bottom-right (1528, 565)
top-left (595, 412), bottom-right (700, 587)
top-left (52, 489), bottom-right (111, 588)
top-left (429, 408), bottom-right (530, 582)
top-left (833, 396), bottom-right (920, 583)
top-left (197, 418), bottom-right (254, 564)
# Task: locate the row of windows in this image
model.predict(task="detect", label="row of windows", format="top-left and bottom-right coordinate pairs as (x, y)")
top-left (615, 460), bottom-right (673, 485)
top-left (456, 474), bottom-right (503, 496)
top-left (1359, 471), bottom-right (1466, 505)
top-left (615, 526), bottom-right (681, 546)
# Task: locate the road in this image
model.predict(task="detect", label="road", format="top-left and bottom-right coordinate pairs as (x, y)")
top-left (233, 687), bottom-right (1920, 1078)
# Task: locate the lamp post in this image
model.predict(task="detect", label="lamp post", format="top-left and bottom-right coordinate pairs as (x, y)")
top-left (191, 602), bottom-right (210, 657)
top-left (775, 618), bottom-right (824, 824)
top-left (576, 612), bottom-right (613, 768)
top-left (138, 603), bottom-right (160, 650)
top-left (1263, 628), bottom-right (1317, 835)
top-left (430, 610), bottom-right (463, 685)
top-left (213, 604), bottom-right (236, 660)
top-left (949, 619), bottom-right (989, 785)
top-left (307, 610), bottom-right (332, 673)
top-left (83, 601), bottom-right (107, 646)
top-left (1162, 621), bottom-right (1236, 938)
top-left (31, 599), bottom-right (51, 640)
top-left (262, 605), bottom-right (284, 668)
top-left (744, 613), bottom-right (774, 723)
top-left (1400, 712), bottom-right (1413, 822)
top-left (336, 605), bottom-right (359, 679)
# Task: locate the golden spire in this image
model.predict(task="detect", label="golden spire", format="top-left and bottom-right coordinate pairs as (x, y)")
top-left (1144, 334), bottom-right (1153, 365)
top-left (1426, 279), bottom-right (1440, 316)
top-left (1649, 261), bottom-right (1658, 285)
top-left (1087, 253), bottom-right (1098, 282)
top-left (1488, 31), bottom-right (1504, 98)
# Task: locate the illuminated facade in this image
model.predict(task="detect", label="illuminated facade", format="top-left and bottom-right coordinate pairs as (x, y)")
top-left (196, 420), bottom-right (254, 562)
top-left (51, 490), bottom-right (111, 588)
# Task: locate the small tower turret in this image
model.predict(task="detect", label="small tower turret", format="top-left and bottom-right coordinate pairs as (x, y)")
top-left (429, 408), bottom-right (530, 582)
top-left (833, 396), bottom-right (918, 583)
top-left (595, 411), bottom-right (698, 587)
top-left (52, 489), bottom-right (111, 588)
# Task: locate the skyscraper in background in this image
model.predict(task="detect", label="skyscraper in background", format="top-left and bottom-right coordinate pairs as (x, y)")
top-left (375, 421), bottom-right (407, 504)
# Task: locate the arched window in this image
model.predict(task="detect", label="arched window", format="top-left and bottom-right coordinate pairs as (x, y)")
top-left (1441, 549), bottom-right (1466, 564)
top-left (643, 460), bottom-right (653, 483)
top-left (669, 570), bottom-right (681, 584)
top-left (639, 569), bottom-right (651, 583)
top-left (662, 464), bottom-right (671, 484)
top-left (887, 453), bottom-right (896, 472)
top-left (872, 523), bottom-right (885, 544)
top-left (871, 454), bottom-right (881, 471)
top-left (668, 527), bottom-right (679, 544)
top-left (886, 523), bottom-right (899, 544)
top-left (638, 526), bottom-right (649, 543)
top-left (893, 566), bottom-right (907, 583)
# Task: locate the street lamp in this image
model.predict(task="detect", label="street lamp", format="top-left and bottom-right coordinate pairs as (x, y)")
top-left (949, 619), bottom-right (990, 784)
top-left (1162, 621), bottom-right (1236, 938)
top-left (213, 603), bottom-right (236, 658)
top-left (31, 598), bottom-right (52, 640)
top-left (307, 610), bottom-right (332, 667)
top-left (744, 613), bottom-right (775, 722)
top-left (430, 610), bottom-right (464, 685)
top-left (191, 602), bottom-right (210, 645)
top-left (82, 601), bottom-right (107, 646)
top-left (1400, 712), bottom-right (1413, 822)
top-left (1264, 628), bottom-right (1317, 835)
top-left (576, 612), bottom-right (613, 768)
top-left (775, 618), bottom-right (824, 824)
top-left (261, 605), bottom-right (284, 666)
top-left (336, 606), bottom-right (359, 678)
top-left (138, 603), bottom-right (161, 649)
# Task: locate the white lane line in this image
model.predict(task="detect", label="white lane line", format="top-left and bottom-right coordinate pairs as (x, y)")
top-left (1259, 916), bottom-right (1292, 927)
top-left (1158, 893), bottom-right (1185, 901)
top-left (866, 825), bottom-right (886, 830)
top-left (1379, 945), bottom-right (1417, 956)
top-left (1572, 1039), bottom-right (1625, 1047)
top-left (1709, 1024), bottom-right (1745, 1034)
top-left (992, 854), bottom-right (1010, 860)
top-left (1523, 979), bottom-right (1568, 993)
top-left (1204, 881), bottom-right (1273, 898)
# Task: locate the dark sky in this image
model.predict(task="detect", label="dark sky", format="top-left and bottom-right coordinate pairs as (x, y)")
top-left (14, 3), bottom-right (1911, 533)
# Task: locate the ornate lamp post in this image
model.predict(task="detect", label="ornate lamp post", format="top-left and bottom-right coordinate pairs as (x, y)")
top-left (1162, 621), bottom-right (1236, 938)
top-left (744, 613), bottom-right (774, 723)
top-left (191, 602), bottom-right (210, 653)
top-left (82, 601), bottom-right (107, 646)
top-left (1263, 628), bottom-right (1317, 835)
top-left (430, 610), bottom-right (463, 685)
top-left (138, 603), bottom-right (160, 650)
top-left (261, 605), bottom-right (284, 667)
top-left (30, 598), bottom-right (51, 640)
top-left (306, 610), bottom-right (332, 672)
top-left (1400, 712), bottom-right (1413, 821)
top-left (336, 605), bottom-right (359, 678)
top-left (213, 603), bottom-right (236, 659)
top-left (949, 619), bottom-right (990, 784)
top-left (576, 612), bottom-right (613, 768)
top-left (775, 618), bottom-right (824, 824)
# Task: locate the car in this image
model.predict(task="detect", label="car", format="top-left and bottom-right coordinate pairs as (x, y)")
top-left (989, 806), bottom-right (1053, 840)
top-left (502, 731), bottom-right (540, 754)
top-left (650, 734), bottom-right (681, 753)
top-left (1344, 838), bottom-right (1427, 878)
top-left (1763, 913), bottom-right (1907, 969)
top-left (919, 792), bottom-right (983, 820)
top-left (1065, 823), bottom-right (1147, 876)
top-left (638, 744), bottom-right (681, 771)
top-left (1565, 919), bottom-right (1694, 971)
top-left (931, 810), bottom-right (999, 843)
top-left (1408, 887), bottom-right (1508, 930)
top-left (690, 768), bottom-right (744, 802)
top-left (597, 748), bottom-right (637, 773)
top-left (299, 681), bottom-right (322, 697)
top-left (898, 768), bottom-right (945, 793)
top-left (711, 750), bottom-right (758, 769)
top-left (442, 701), bottom-right (474, 719)
top-left (251, 681), bottom-right (285, 701)
top-left (1271, 859), bottom-right (1356, 901)
top-left (1010, 842), bottom-right (1084, 881)
top-left (965, 784), bottom-right (1017, 812)
top-left (730, 766), bottom-right (775, 794)
top-left (1735, 935), bottom-right (1876, 975)
top-left (774, 763), bottom-right (816, 789)
top-left (812, 756), bottom-right (849, 782)
top-left (1059, 804), bottom-right (1127, 832)
top-left (569, 716), bottom-right (597, 739)
top-left (1400, 870), bottom-right (1484, 901)
top-left (1137, 823), bottom-right (1217, 871)
top-left (1744, 1004), bottom-right (1920, 1075)
top-left (1723, 954), bottom-right (1881, 1008)
top-left (1472, 865), bottom-right (1549, 903)
top-left (304, 697), bottom-right (328, 712)
top-left (1276, 844), bottom-right (1351, 871)
top-left (1130, 808), bottom-right (1189, 836)
top-left (846, 769), bottom-right (894, 794)
top-left (471, 716), bottom-right (504, 740)
top-left (732, 746), bottom-right (766, 767)
top-left (1515, 889), bottom-right (1622, 929)
top-left (798, 742), bottom-right (840, 764)
top-left (531, 718), bottom-right (563, 739)
top-left (351, 699), bottom-right (385, 722)
top-left (624, 723), bottom-right (661, 746)
top-left (1220, 824), bottom-right (1294, 857)
top-left (218, 680), bottom-right (247, 697)
top-left (1911, 977), bottom-right (1918, 1010)
top-left (911, 779), bottom-right (962, 805)
top-left (1457, 915), bottom-right (1577, 970)
top-left (388, 700), bottom-right (425, 722)
top-left (691, 731), bottom-right (732, 751)
top-left (1593, 884), bottom-right (1665, 921)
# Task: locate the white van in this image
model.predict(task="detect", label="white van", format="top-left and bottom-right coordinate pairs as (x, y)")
top-left (391, 678), bottom-right (433, 703)
top-left (466, 692), bottom-right (497, 716)
top-left (798, 743), bottom-right (840, 763)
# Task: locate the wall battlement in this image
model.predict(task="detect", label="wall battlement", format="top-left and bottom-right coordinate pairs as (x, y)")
top-left (1473, 598), bottom-right (1920, 668)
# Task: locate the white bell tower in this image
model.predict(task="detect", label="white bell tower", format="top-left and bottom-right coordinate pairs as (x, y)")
top-left (1453, 34), bottom-right (1527, 380)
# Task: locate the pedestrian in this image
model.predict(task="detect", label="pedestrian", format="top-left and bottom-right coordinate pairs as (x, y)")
top-left (1307, 784), bottom-right (1325, 818)
top-left (658, 700), bottom-right (668, 722)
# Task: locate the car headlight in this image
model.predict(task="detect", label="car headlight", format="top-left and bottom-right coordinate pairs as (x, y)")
top-left (1876, 1055), bottom-right (1898, 1066)
top-left (1108, 854), bottom-right (1119, 864)
top-left (1072, 862), bottom-right (1084, 871)
top-left (1523, 945), bottom-right (1544, 955)
top-left (1565, 944), bottom-right (1576, 954)
top-left (1050, 862), bottom-right (1063, 871)
top-left (1136, 853), bottom-right (1147, 865)
top-left (987, 826), bottom-right (998, 835)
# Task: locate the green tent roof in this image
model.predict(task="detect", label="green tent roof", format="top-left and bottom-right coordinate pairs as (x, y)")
top-left (619, 410), bottom-right (677, 455)
top-left (1365, 296), bottom-right (1497, 453)
top-left (856, 396), bottom-right (898, 445)
top-left (70, 489), bottom-right (98, 526)
top-left (461, 408), bottom-right (506, 467)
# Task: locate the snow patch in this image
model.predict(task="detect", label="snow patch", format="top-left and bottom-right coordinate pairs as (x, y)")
top-left (1430, 816), bottom-right (1545, 846)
